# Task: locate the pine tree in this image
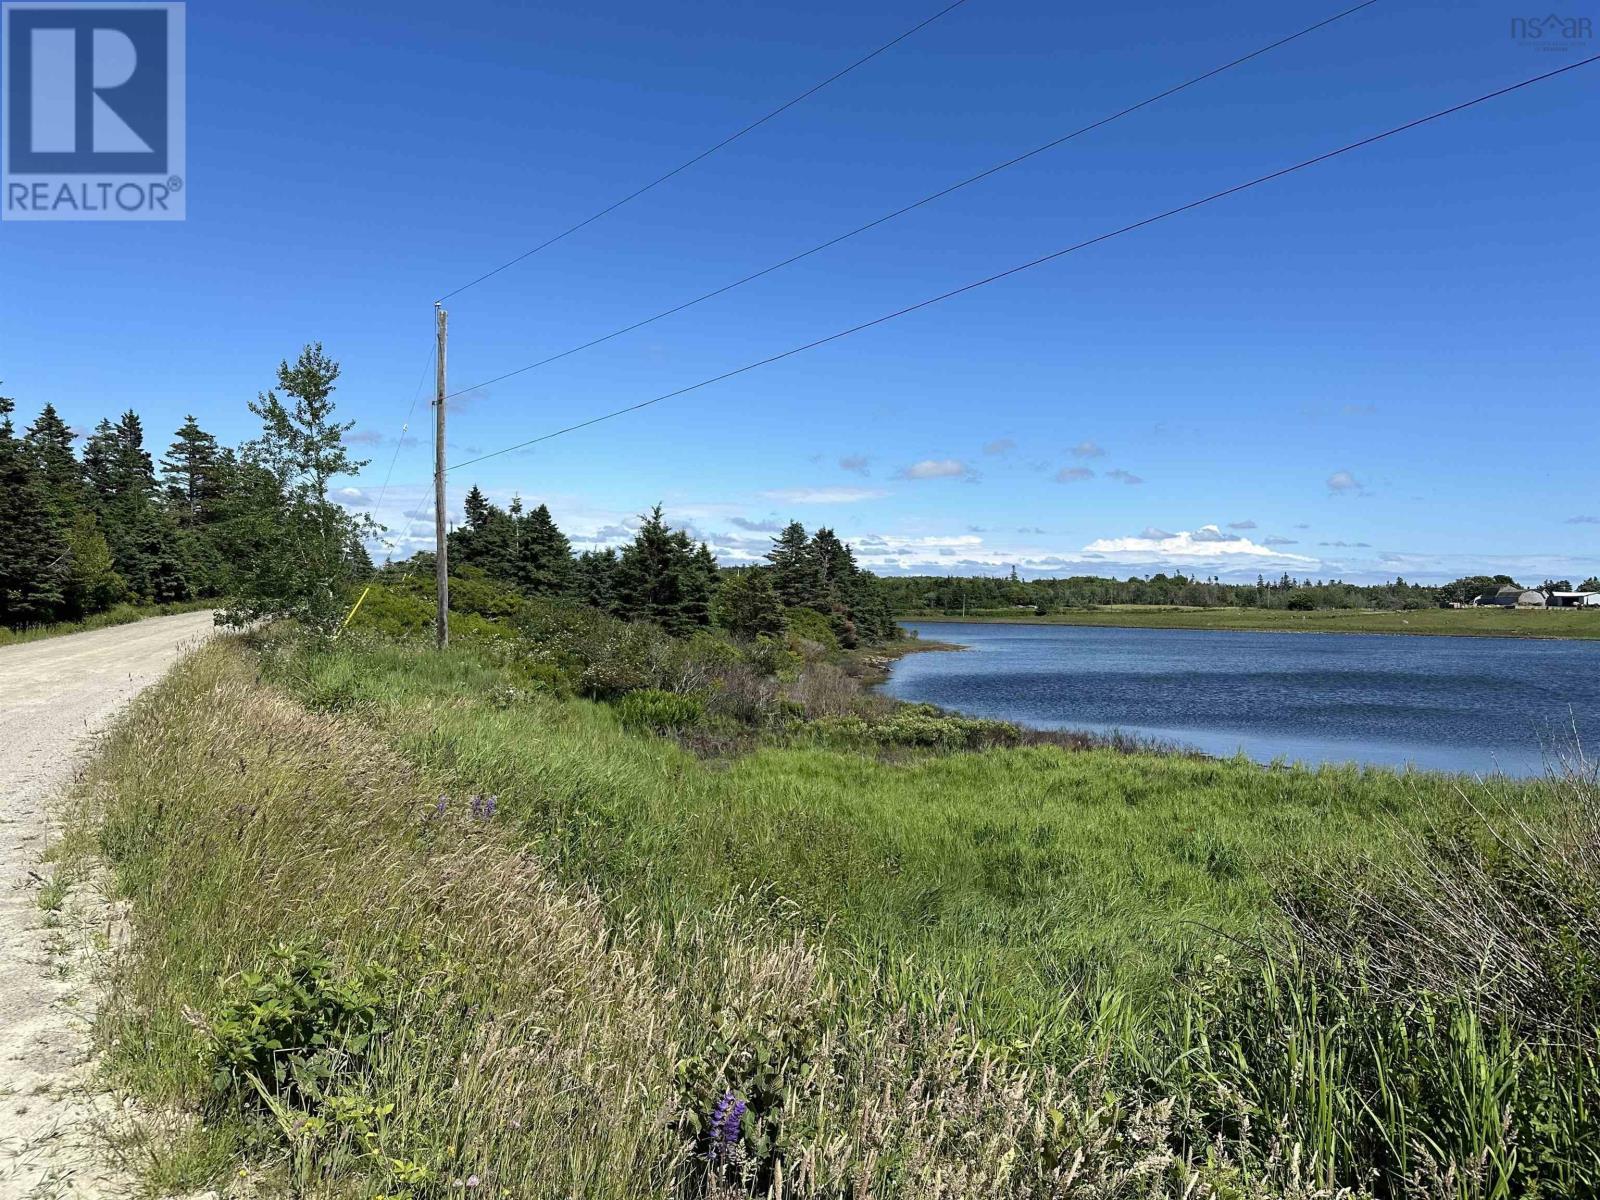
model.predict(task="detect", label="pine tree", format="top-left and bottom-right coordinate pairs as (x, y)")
top-left (0, 392), bottom-right (68, 625)
top-left (515, 503), bottom-right (573, 596)
top-left (766, 520), bottom-right (823, 608)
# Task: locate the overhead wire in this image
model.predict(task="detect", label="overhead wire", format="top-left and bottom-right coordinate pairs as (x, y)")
top-left (435, 0), bottom-right (975, 302)
top-left (446, 54), bottom-right (1599, 473)
top-left (443, 0), bottom-right (1383, 401)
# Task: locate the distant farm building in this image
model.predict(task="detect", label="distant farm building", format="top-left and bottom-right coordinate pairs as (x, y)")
top-left (1549, 591), bottom-right (1600, 608)
top-left (1475, 586), bottom-right (1548, 608)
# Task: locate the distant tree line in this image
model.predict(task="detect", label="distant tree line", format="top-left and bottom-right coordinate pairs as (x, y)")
top-left (434, 489), bottom-right (897, 645)
top-left (880, 569), bottom-right (1600, 615)
top-left (0, 345), bottom-right (374, 631)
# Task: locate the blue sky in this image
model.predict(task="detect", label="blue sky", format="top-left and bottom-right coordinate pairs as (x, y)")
top-left (3, 0), bottom-right (1596, 582)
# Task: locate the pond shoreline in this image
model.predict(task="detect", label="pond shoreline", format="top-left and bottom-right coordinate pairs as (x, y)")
top-left (900, 611), bottom-right (1600, 643)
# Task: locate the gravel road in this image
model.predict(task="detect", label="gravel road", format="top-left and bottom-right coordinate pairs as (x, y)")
top-left (0, 610), bottom-right (218, 1199)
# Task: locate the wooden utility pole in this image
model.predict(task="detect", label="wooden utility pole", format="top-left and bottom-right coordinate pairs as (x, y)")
top-left (434, 303), bottom-right (449, 649)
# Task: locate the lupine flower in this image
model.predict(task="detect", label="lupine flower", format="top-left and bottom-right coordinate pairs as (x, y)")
top-left (468, 794), bottom-right (482, 818)
top-left (724, 1097), bottom-right (747, 1145)
top-left (707, 1090), bottom-right (746, 1161)
top-left (430, 795), bottom-right (448, 819)
top-left (483, 794), bottom-right (498, 819)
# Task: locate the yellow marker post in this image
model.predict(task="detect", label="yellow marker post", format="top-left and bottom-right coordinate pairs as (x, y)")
top-left (337, 586), bottom-right (373, 636)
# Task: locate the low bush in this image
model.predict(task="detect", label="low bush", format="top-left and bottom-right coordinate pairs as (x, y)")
top-left (614, 688), bottom-right (706, 734)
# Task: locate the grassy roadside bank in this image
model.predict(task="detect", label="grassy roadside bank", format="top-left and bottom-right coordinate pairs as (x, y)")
top-left (900, 605), bottom-right (1600, 639)
top-left (63, 606), bottom-right (1600, 1196)
top-left (0, 598), bottom-right (215, 648)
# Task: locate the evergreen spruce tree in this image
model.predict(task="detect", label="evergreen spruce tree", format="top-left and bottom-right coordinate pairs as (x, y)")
top-left (450, 485), bottom-right (519, 585)
top-left (160, 414), bottom-right (227, 528)
top-left (80, 411), bottom-right (189, 601)
top-left (766, 520), bottom-right (823, 608)
top-left (574, 547), bottom-right (619, 612)
top-left (614, 505), bottom-right (704, 634)
top-left (0, 392), bottom-right (67, 625)
top-left (682, 540), bottom-right (718, 628)
top-left (23, 403), bottom-right (86, 523)
top-left (515, 503), bottom-right (573, 596)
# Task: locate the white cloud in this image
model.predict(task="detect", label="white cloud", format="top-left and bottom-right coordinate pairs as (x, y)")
top-left (1070, 440), bottom-right (1105, 459)
top-left (335, 487), bottom-right (372, 506)
top-left (1082, 524), bottom-right (1315, 563)
top-left (896, 459), bottom-right (973, 481)
top-left (761, 486), bottom-right (887, 504)
top-left (839, 454), bottom-right (871, 476)
top-left (1327, 470), bottom-right (1363, 495)
top-left (729, 516), bottom-right (783, 533)
top-left (983, 437), bottom-right (1016, 456)
top-left (1567, 515), bottom-right (1599, 525)
top-left (1106, 469), bottom-right (1143, 485)
top-left (1055, 466), bottom-right (1094, 483)
top-left (1227, 520), bottom-right (1257, 530)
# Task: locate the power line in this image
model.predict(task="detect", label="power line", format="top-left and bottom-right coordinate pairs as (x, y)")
top-left (435, 0), bottom-right (974, 303)
top-left (444, 0), bottom-right (1381, 401)
top-left (447, 55), bottom-right (1597, 473)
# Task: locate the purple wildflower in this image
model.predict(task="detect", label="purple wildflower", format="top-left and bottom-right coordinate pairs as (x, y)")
top-left (707, 1090), bottom-right (746, 1161)
top-left (429, 795), bottom-right (448, 820)
top-left (468, 794), bottom-right (482, 819)
top-left (483, 794), bottom-right (498, 819)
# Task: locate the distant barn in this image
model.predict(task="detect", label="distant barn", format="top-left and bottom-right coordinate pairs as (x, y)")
top-left (1475, 585), bottom-right (1548, 608)
top-left (1549, 591), bottom-right (1600, 609)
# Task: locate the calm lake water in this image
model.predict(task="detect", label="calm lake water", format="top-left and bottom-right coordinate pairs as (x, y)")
top-left (887, 621), bottom-right (1600, 777)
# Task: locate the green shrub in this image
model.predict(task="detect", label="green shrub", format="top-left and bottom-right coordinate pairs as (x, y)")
top-left (614, 688), bottom-right (706, 733)
top-left (783, 607), bottom-right (839, 654)
top-left (206, 945), bottom-right (392, 1116)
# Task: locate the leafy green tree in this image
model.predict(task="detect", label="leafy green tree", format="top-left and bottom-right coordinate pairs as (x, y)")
top-left (1580, 578), bottom-right (1600, 593)
top-left (713, 567), bottom-right (785, 639)
top-left (515, 503), bottom-right (572, 596)
top-left (0, 391), bottom-right (67, 625)
top-left (223, 344), bottom-right (372, 628)
top-left (60, 511), bottom-right (125, 617)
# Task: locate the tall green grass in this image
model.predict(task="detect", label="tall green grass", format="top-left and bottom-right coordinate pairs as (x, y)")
top-left (69, 624), bottom-right (1600, 1196)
